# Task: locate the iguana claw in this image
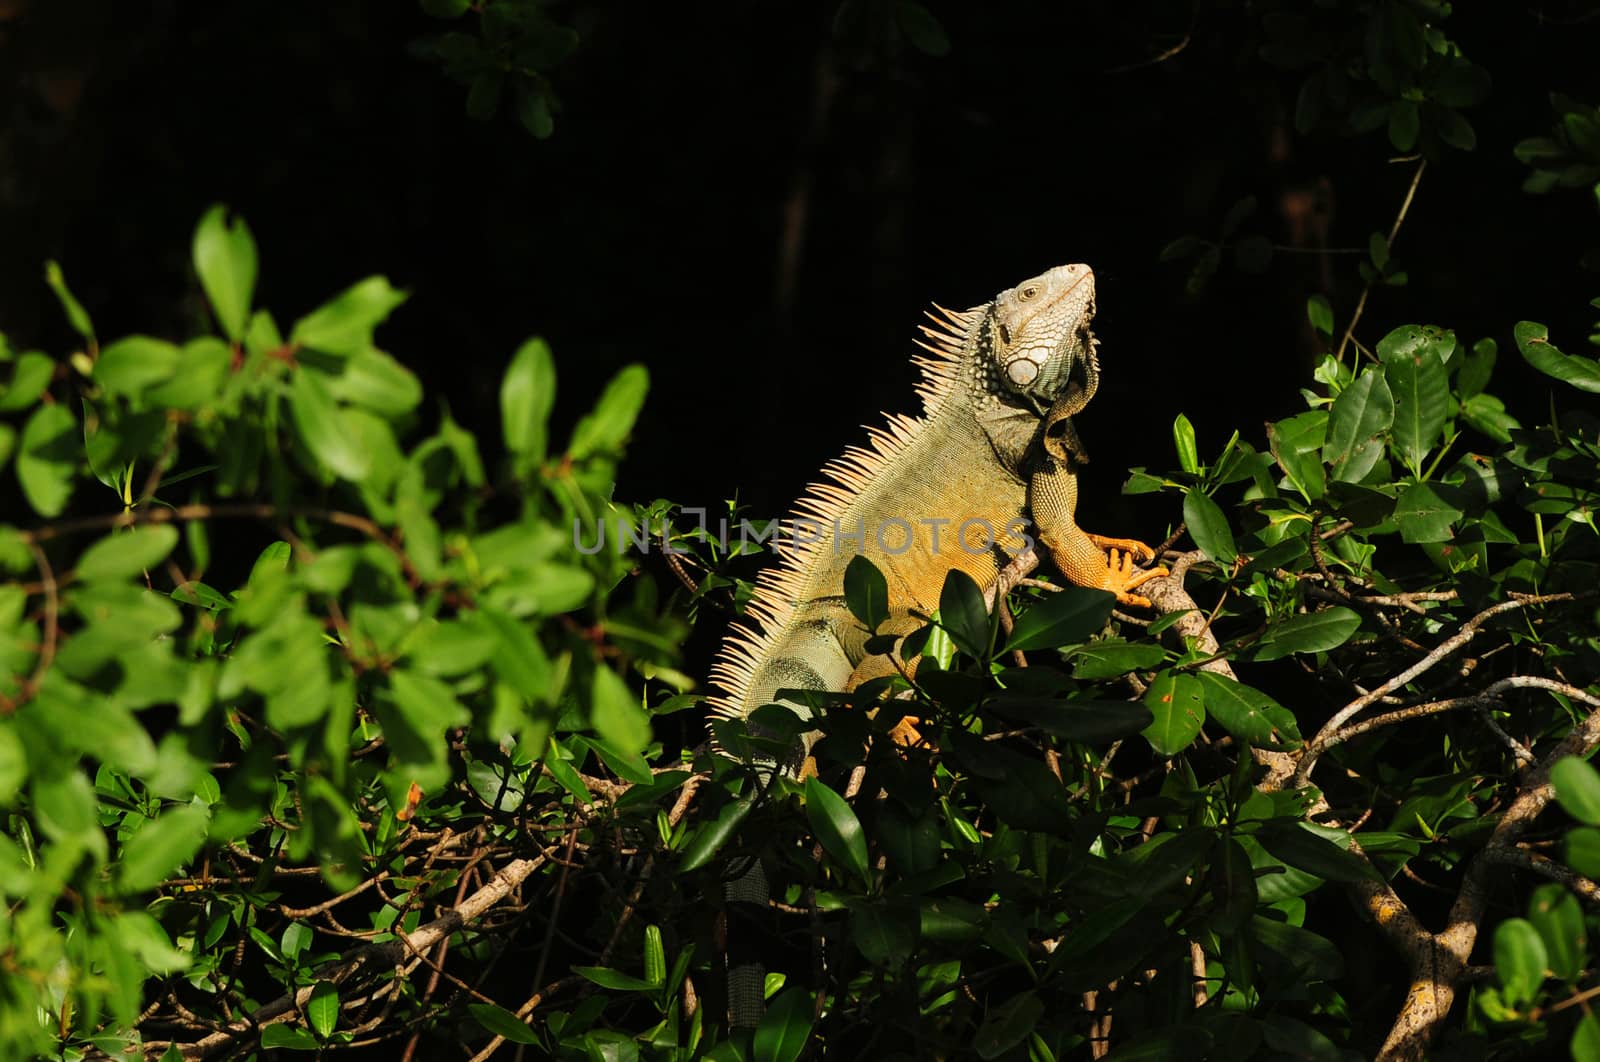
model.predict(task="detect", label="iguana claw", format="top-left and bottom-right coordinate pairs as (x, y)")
top-left (1104, 547), bottom-right (1166, 609)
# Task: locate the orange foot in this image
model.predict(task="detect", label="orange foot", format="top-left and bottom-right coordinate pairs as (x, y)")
top-left (1104, 548), bottom-right (1167, 609)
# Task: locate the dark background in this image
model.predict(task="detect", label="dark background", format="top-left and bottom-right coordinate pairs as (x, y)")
top-left (2, 0), bottom-right (1597, 527)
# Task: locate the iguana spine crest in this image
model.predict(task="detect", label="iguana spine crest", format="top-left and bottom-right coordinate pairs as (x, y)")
top-left (705, 304), bottom-right (976, 721)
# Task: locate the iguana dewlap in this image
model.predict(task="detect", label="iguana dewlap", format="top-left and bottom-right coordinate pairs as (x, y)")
top-left (709, 263), bottom-right (1164, 752)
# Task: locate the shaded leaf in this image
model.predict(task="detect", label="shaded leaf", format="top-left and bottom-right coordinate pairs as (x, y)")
top-left (938, 568), bottom-right (990, 660)
top-left (844, 554), bottom-right (889, 630)
top-left (804, 777), bottom-right (870, 886)
top-left (754, 988), bottom-right (814, 1062)
top-left (974, 990), bottom-right (1043, 1060)
top-left (1003, 586), bottom-right (1114, 653)
top-left (468, 1003), bottom-right (538, 1044)
top-left (1255, 823), bottom-right (1380, 883)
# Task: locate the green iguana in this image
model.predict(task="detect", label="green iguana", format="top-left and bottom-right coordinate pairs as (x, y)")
top-left (708, 263), bottom-right (1164, 1027)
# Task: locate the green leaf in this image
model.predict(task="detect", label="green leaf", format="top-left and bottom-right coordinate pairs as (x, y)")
top-left (0, 351), bottom-right (56, 412)
top-left (1569, 827), bottom-right (1600, 879)
top-left (1516, 321), bottom-right (1600, 393)
top-left (1183, 490), bottom-right (1236, 565)
top-left (851, 899), bottom-right (918, 964)
top-left (1196, 671), bottom-right (1292, 745)
top-left (677, 792), bottom-right (755, 873)
top-left (501, 336), bottom-right (557, 463)
top-left (1495, 917), bottom-right (1548, 1007)
top-left (1210, 837), bottom-right (1258, 933)
top-left (192, 205), bottom-right (258, 341)
top-left (306, 981), bottom-right (339, 1039)
top-left (1173, 413), bottom-right (1198, 475)
top-left (420, 0), bottom-right (472, 16)
top-left (76, 526), bottom-right (179, 582)
top-left (844, 554), bottom-right (889, 630)
top-left (32, 770), bottom-right (99, 844)
top-left (1458, 337), bottom-right (1496, 400)
top-left (1253, 607), bottom-right (1360, 661)
top-left (986, 696), bottom-right (1153, 743)
top-left (569, 364), bottom-right (649, 460)
top-left (1574, 1014), bottom-right (1600, 1062)
top-left (1388, 99), bottom-right (1420, 151)
top-left (145, 337), bottom-right (232, 410)
top-left (1323, 369), bottom-right (1394, 483)
top-left (16, 402), bottom-right (77, 517)
top-left (281, 921), bottom-right (313, 962)
top-left (467, 1003), bottom-right (538, 1043)
top-left (475, 607), bottom-right (551, 705)
top-left (329, 348), bottom-right (423, 417)
top-left (590, 666), bottom-right (651, 756)
top-left (804, 776), bottom-right (871, 886)
top-left (1528, 882), bottom-right (1586, 983)
top-left (1393, 481), bottom-right (1463, 544)
top-left (1552, 757), bottom-right (1600, 825)
top-left (1306, 294), bottom-right (1333, 337)
top-left (290, 369), bottom-right (371, 481)
top-left (1255, 823), bottom-right (1380, 883)
top-left (894, 0), bottom-right (950, 57)
top-left (1141, 671), bottom-right (1205, 756)
top-left (938, 569), bottom-right (990, 660)
top-left (0, 724), bottom-right (25, 803)
top-left (973, 990), bottom-right (1043, 1060)
top-left (1378, 325), bottom-right (1452, 475)
top-left (1003, 586), bottom-right (1114, 653)
top-left (1267, 410), bottom-right (1327, 502)
top-left (516, 88), bottom-right (554, 139)
top-left (44, 260), bottom-right (94, 340)
top-left (119, 804), bottom-right (208, 893)
top-left (388, 668), bottom-right (471, 737)
top-left (753, 987), bottom-right (815, 1062)
top-left (1069, 639), bottom-right (1167, 679)
top-left (290, 277), bottom-right (407, 356)
top-left (573, 964), bottom-right (658, 992)
top-left (643, 924), bottom-right (666, 987)
top-left (259, 1023), bottom-right (319, 1050)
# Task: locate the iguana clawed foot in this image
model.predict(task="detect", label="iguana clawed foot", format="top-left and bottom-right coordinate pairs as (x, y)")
top-left (1092, 536), bottom-right (1166, 609)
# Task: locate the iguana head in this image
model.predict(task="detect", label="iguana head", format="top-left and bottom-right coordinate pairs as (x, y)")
top-left (985, 263), bottom-right (1099, 416)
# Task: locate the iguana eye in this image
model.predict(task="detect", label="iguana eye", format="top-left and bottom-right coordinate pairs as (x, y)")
top-left (1019, 285), bottom-right (1039, 301)
top-left (998, 323), bottom-right (1012, 344)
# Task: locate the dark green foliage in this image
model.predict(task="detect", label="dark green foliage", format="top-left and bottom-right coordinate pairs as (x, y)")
top-left (3, 4), bottom-right (1600, 1056)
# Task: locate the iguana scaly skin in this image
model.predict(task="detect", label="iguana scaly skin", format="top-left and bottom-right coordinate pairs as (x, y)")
top-left (708, 264), bottom-right (1164, 1027)
top-left (710, 263), bottom-right (1161, 739)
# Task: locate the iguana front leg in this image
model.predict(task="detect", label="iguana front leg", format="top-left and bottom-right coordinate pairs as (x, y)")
top-left (1027, 450), bottom-right (1166, 608)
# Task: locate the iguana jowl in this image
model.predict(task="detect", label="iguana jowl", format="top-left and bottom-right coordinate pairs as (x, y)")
top-left (707, 264), bottom-right (1164, 1026)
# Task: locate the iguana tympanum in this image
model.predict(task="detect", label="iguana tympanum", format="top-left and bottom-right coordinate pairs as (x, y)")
top-left (707, 263), bottom-right (1164, 1027)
